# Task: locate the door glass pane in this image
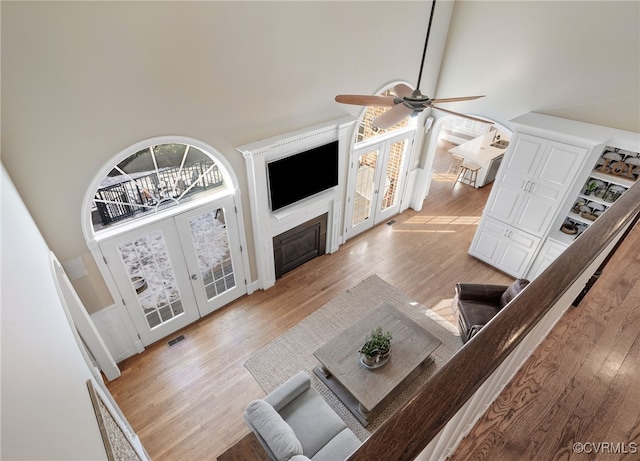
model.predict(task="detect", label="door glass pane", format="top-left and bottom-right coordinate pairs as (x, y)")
top-left (188, 208), bottom-right (235, 300)
top-left (352, 150), bottom-right (378, 226)
top-left (381, 140), bottom-right (406, 211)
top-left (117, 231), bottom-right (184, 330)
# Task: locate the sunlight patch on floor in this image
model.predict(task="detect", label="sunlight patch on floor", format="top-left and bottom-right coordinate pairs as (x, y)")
top-left (427, 298), bottom-right (458, 329)
top-left (404, 215), bottom-right (481, 225)
top-left (431, 298), bottom-right (454, 312)
top-left (393, 229), bottom-right (456, 233)
top-left (431, 173), bottom-right (458, 182)
top-left (393, 215), bottom-right (480, 233)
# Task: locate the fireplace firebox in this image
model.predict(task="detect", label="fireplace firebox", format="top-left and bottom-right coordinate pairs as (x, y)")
top-left (273, 214), bottom-right (327, 279)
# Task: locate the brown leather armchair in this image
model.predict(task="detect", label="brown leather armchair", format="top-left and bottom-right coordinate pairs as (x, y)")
top-left (452, 279), bottom-right (530, 343)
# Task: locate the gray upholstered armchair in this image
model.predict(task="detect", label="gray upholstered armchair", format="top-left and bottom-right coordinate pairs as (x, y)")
top-left (452, 279), bottom-right (530, 343)
top-left (244, 371), bottom-right (361, 461)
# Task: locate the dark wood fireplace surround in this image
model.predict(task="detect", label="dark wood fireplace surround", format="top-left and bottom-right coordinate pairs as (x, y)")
top-left (273, 213), bottom-right (327, 279)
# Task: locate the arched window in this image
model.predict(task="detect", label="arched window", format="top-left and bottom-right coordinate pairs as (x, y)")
top-left (354, 87), bottom-right (416, 144)
top-left (89, 141), bottom-right (228, 233)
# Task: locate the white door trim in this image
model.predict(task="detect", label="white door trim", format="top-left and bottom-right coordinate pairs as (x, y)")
top-left (49, 252), bottom-right (121, 381)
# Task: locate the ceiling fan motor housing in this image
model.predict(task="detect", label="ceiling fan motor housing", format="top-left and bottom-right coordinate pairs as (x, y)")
top-left (400, 92), bottom-right (431, 110)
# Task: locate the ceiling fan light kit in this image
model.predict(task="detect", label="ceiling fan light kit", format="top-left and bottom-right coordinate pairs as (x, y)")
top-left (334, 0), bottom-right (489, 130)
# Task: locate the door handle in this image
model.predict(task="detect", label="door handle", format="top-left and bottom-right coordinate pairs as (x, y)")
top-left (191, 274), bottom-right (198, 280)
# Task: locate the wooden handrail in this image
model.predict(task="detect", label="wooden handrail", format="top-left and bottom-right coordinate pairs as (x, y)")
top-left (349, 181), bottom-right (640, 460)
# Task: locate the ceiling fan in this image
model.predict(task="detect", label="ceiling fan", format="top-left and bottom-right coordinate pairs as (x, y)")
top-left (335, 0), bottom-right (490, 130)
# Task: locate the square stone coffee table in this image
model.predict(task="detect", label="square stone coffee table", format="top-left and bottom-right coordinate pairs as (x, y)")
top-left (313, 301), bottom-right (442, 426)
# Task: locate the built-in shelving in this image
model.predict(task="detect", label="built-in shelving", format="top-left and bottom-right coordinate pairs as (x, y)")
top-left (560, 146), bottom-right (639, 239)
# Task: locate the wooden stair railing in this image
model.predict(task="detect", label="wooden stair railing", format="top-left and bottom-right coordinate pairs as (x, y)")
top-left (348, 181), bottom-right (640, 461)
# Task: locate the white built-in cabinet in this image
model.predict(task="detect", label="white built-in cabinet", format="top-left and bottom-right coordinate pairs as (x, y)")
top-left (470, 112), bottom-right (640, 279)
top-left (483, 133), bottom-right (588, 236)
top-left (469, 215), bottom-right (541, 276)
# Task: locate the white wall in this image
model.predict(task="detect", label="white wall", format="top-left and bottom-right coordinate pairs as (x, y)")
top-left (0, 165), bottom-right (108, 460)
top-left (433, 1), bottom-right (640, 131)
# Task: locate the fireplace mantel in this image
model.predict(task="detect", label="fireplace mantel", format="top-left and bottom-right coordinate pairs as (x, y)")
top-left (237, 116), bottom-right (357, 289)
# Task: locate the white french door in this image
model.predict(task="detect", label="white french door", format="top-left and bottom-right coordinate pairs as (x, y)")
top-left (174, 196), bottom-right (245, 317)
top-left (99, 196), bottom-right (246, 346)
top-left (345, 132), bottom-right (413, 238)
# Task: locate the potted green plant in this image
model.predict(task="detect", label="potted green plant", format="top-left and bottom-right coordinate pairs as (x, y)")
top-left (584, 181), bottom-right (598, 196)
top-left (359, 326), bottom-right (392, 368)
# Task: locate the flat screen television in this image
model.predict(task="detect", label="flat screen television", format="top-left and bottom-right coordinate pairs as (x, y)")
top-left (267, 140), bottom-right (339, 211)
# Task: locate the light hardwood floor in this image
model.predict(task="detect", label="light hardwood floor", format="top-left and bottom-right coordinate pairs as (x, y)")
top-left (106, 143), bottom-right (513, 460)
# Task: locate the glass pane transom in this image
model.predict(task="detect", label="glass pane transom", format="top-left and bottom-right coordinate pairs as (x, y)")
top-left (355, 88), bottom-right (412, 144)
top-left (92, 143), bottom-right (226, 232)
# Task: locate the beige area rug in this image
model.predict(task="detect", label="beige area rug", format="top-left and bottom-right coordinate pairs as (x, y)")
top-left (244, 274), bottom-right (463, 441)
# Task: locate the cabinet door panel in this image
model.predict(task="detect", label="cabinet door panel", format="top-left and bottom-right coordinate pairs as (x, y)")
top-left (469, 216), bottom-right (506, 262)
top-left (527, 239), bottom-right (569, 280)
top-left (536, 143), bottom-right (586, 187)
top-left (497, 244), bottom-right (532, 275)
top-left (499, 134), bottom-right (546, 186)
top-left (485, 183), bottom-right (523, 223)
top-left (471, 227), bottom-right (503, 261)
top-left (514, 194), bottom-right (557, 235)
top-left (532, 142), bottom-right (588, 202)
top-left (496, 227), bottom-right (540, 277)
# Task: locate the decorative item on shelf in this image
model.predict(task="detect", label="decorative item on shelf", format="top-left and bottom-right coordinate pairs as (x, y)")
top-left (603, 185), bottom-right (625, 203)
top-left (625, 156), bottom-right (640, 178)
top-left (561, 221), bottom-right (578, 235)
top-left (626, 161), bottom-right (640, 181)
top-left (572, 199), bottom-right (586, 214)
top-left (598, 151), bottom-right (623, 174)
top-left (583, 181), bottom-right (598, 196)
top-left (598, 148), bottom-right (639, 180)
top-left (359, 326), bottom-right (392, 369)
top-left (594, 185), bottom-right (607, 199)
top-left (579, 205), bottom-right (597, 221)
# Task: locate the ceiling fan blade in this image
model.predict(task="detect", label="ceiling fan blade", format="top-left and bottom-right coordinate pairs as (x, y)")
top-left (393, 83), bottom-right (414, 98)
top-left (429, 105), bottom-right (493, 124)
top-left (335, 95), bottom-right (397, 107)
top-left (430, 95), bottom-right (486, 104)
top-left (373, 104), bottom-right (415, 130)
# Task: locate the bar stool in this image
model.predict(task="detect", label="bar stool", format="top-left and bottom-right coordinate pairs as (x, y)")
top-left (455, 162), bottom-right (481, 188)
top-left (446, 154), bottom-right (465, 176)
